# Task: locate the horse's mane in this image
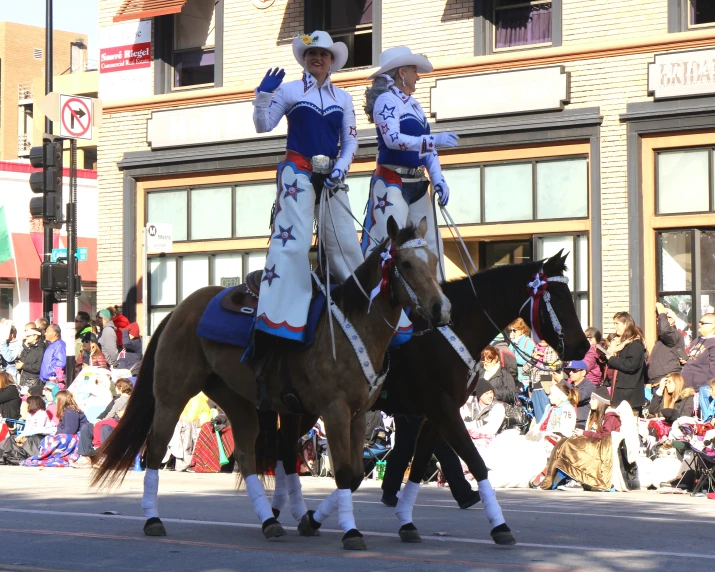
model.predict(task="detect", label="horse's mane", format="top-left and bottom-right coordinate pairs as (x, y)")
top-left (331, 224), bottom-right (421, 318)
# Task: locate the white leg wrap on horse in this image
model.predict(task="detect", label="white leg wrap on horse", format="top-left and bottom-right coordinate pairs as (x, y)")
top-left (313, 489), bottom-right (339, 524)
top-left (336, 488), bottom-right (357, 533)
top-left (478, 479), bottom-right (505, 527)
top-left (271, 461), bottom-right (289, 513)
top-left (395, 480), bottom-right (419, 526)
top-left (286, 472), bottom-right (307, 521)
top-left (245, 474), bottom-right (274, 523)
top-left (141, 469), bottom-right (159, 519)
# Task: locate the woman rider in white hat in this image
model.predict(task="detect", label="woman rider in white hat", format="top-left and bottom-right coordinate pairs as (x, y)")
top-left (361, 46), bottom-right (459, 343)
top-left (252, 31), bottom-right (364, 346)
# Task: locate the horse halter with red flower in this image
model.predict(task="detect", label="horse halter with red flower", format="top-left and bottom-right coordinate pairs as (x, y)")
top-left (519, 271), bottom-right (569, 344)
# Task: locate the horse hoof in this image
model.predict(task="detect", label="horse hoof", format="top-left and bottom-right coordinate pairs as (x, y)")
top-left (262, 517), bottom-right (287, 539)
top-left (143, 517), bottom-right (167, 537)
top-left (491, 523), bottom-right (516, 546)
top-left (342, 529), bottom-right (367, 550)
top-left (399, 522), bottom-right (422, 543)
top-left (298, 510), bottom-right (321, 537)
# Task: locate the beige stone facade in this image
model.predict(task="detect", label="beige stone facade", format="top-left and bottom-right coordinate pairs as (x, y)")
top-left (97, 0), bottom-right (715, 343)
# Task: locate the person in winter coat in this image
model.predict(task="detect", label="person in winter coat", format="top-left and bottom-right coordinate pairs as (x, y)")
top-left (606, 312), bottom-right (647, 411)
top-left (649, 373), bottom-right (695, 423)
top-left (508, 318), bottom-right (536, 389)
top-left (0, 321), bottom-right (23, 380)
top-left (683, 313), bottom-right (715, 390)
top-left (0, 371), bottom-right (20, 420)
top-left (477, 345), bottom-right (517, 404)
top-left (583, 327), bottom-right (605, 386)
top-left (647, 303), bottom-right (685, 386)
top-left (96, 309), bottom-right (118, 367)
top-left (54, 391), bottom-right (89, 435)
top-left (16, 325), bottom-right (46, 390)
top-left (108, 305), bottom-right (130, 350)
top-left (80, 335), bottom-right (107, 369)
top-left (580, 387), bottom-right (621, 439)
top-left (117, 323), bottom-right (142, 373)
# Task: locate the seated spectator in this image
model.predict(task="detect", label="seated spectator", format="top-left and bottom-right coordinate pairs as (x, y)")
top-left (21, 395), bottom-right (55, 438)
top-left (117, 323), bottom-right (143, 374)
top-left (682, 313), bottom-right (715, 391)
top-left (649, 373), bottom-right (695, 424)
top-left (698, 378), bottom-right (715, 422)
top-left (523, 340), bottom-right (561, 423)
top-left (39, 324), bottom-right (66, 384)
top-left (582, 327), bottom-right (605, 386)
top-left (508, 318), bottom-right (536, 390)
top-left (563, 360), bottom-right (596, 429)
top-left (647, 303), bottom-right (685, 389)
top-left (0, 371), bottom-right (21, 420)
top-left (462, 379), bottom-right (506, 444)
top-left (476, 346), bottom-right (517, 405)
top-left (82, 335), bottom-right (107, 369)
top-left (74, 312), bottom-right (92, 360)
top-left (16, 324), bottom-right (46, 391)
top-left (96, 309), bottom-right (119, 367)
top-left (108, 305), bottom-right (130, 350)
top-left (0, 321), bottom-right (23, 380)
top-left (581, 387), bottom-right (621, 439)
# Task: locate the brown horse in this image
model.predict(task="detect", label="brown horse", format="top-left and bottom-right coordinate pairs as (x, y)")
top-left (91, 216), bottom-right (450, 551)
top-left (269, 251), bottom-right (590, 546)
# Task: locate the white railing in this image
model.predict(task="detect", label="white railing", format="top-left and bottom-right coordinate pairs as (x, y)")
top-left (18, 83), bottom-right (33, 101)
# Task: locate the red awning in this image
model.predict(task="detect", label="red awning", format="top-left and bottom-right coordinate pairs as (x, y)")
top-left (0, 234), bottom-right (41, 279)
top-left (114, 0), bottom-right (188, 22)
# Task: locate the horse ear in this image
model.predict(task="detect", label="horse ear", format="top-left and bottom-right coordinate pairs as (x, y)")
top-left (416, 216), bottom-right (428, 239)
top-left (543, 249), bottom-right (568, 275)
top-left (387, 216), bottom-right (399, 241)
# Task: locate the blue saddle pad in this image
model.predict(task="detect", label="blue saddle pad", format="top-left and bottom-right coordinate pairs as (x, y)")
top-left (197, 286), bottom-right (327, 348)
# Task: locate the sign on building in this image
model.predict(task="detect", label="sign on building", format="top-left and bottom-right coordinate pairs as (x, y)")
top-left (430, 66), bottom-right (570, 121)
top-left (145, 223), bottom-right (172, 253)
top-left (99, 20), bottom-right (152, 102)
top-left (648, 48), bottom-right (715, 100)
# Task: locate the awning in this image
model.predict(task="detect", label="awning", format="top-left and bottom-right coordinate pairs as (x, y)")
top-left (0, 234), bottom-right (41, 280)
top-left (113, 0), bottom-right (187, 22)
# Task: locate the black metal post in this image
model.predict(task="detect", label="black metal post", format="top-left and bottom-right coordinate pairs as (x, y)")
top-left (42, 0), bottom-right (54, 320)
top-left (65, 139), bottom-right (77, 377)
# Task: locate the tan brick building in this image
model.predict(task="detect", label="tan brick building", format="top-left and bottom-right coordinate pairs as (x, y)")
top-left (97, 0), bottom-right (715, 346)
top-left (0, 22), bottom-right (88, 160)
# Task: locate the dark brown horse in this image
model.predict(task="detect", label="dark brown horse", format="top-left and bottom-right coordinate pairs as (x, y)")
top-left (91, 217), bottom-right (450, 551)
top-left (272, 251), bottom-right (589, 545)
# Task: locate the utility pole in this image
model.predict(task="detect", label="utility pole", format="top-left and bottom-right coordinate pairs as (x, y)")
top-left (43, 0), bottom-right (54, 321)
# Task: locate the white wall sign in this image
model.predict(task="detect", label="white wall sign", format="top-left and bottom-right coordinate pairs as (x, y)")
top-left (99, 20), bottom-right (152, 103)
top-left (146, 222), bottom-right (173, 253)
top-left (430, 66), bottom-right (570, 121)
top-left (648, 48), bottom-right (715, 100)
top-left (147, 100), bottom-right (287, 148)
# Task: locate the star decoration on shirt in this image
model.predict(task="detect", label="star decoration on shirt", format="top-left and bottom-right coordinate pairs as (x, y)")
top-left (349, 126), bottom-right (357, 137)
top-left (380, 123), bottom-right (389, 135)
top-left (389, 132), bottom-right (399, 142)
top-left (374, 193), bottom-right (393, 215)
top-left (398, 143), bottom-right (408, 151)
top-left (261, 264), bottom-right (280, 286)
top-left (274, 225), bottom-right (296, 247)
top-left (283, 180), bottom-right (305, 202)
top-left (378, 103), bottom-right (396, 121)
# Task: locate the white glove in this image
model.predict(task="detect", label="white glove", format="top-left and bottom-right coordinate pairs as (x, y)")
top-left (324, 168), bottom-right (345, 190)
top-left (434, 181), bottom-right (450, 206)
top-left (433, 132), bottom-right (459, 148)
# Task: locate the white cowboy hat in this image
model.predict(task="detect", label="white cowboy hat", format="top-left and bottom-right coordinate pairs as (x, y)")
top-left (292, 31), bottom-right (348, 74)
top-left (367, 46), bottom-right (433, 80)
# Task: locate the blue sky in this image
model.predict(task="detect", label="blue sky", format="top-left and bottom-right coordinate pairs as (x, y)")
top-left (0, 1), bottom-right (99, 59)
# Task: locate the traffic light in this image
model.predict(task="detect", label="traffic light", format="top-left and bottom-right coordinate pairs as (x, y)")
top-left (29, 135), bottom-right (64, 225)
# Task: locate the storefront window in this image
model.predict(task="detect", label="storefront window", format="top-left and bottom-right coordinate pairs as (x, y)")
top-left (536, 159), bottom-right (588, 219)
top-left (235, 182), bottom-right (275, 238)
top-left (191, 187), bottom-right (232, 240)
top-left (147, 190), bottom-right (188, 241)
top-left (701, 230), bottom-right (715, 315)
top-left (149, 258), bottom-right (177, 306)
top-left (437, 167), bottom-right (480, 225)
top-left (180, 255), bottom-right (209, 299)
top-left (347, 175), bottom-right (371, 230)
top-left (480, 240), bottom-right (532, 268)
top-left (494, 0), bottom-right (552, 49)
top-left (660, 231), bottom-right (692, 291)
top-left (212, 254), bottom-right (243, 287)
top-left (656, 150), bottom-right (710, 214)
top-left (484, 163), bottom-right (533, 222)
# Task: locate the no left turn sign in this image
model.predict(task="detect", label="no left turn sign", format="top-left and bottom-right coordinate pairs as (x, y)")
top-left (59, 94), bottom-right (93, 140)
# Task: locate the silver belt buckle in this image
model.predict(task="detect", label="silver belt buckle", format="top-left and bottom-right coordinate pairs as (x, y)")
top-left (311, 155), bottom-right (331, 174)
top-left (414, 166), bottom-right (426, 179)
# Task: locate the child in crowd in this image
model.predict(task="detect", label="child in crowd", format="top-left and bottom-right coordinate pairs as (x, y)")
top-left (21, 395), bottom-right (55, 438)
top-left (580, 387), bottom-right (621, 439)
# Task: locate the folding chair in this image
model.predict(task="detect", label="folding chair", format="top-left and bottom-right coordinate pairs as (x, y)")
top-left (363, 427), bottom-right (391, 479)
top-left (4, 419), bottom-right (25, 436)
top-left (690, 447), bottom-right (715, 496)
top-left (672, 440), bottom-right (699, 490)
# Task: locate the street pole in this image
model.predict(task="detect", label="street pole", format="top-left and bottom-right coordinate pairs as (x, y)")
top-left (65, 138), bottom-right (77, 377)
top-left (43, 0), bottom-right (54, 321)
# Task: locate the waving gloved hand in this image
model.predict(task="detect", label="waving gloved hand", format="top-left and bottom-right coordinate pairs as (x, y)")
top-left (256, 68), bottom-right (286, 93)
top-left (324, 168), bottom-right (346, 191)
top-left (433, 132), bottom-right (460, 148)
top-left (434, 181), bottom-right (450, 207)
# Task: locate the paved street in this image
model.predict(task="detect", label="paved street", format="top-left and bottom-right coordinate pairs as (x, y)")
top-left (0, 465), bottom-right (713, 572)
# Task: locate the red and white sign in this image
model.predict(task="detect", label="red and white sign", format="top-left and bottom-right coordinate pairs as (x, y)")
top-left (100, 42), bottom-right (151, 73)
top-left (59, 94), bottom-right (93, 140)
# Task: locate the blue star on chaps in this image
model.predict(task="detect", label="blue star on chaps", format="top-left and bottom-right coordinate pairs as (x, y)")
top-left (283, 180), bottom-right (305, 202)
top-left (378, 103), bottom-right (396, 121)
top-left (274, 225), bottom-right (296, 247)
top-left (261, 264), bottom-right (280, 286)
top-left (375, 193), bottom-right (393, 215)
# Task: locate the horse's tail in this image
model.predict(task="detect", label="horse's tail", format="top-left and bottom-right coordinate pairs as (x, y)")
top-left (237, 409), bottom-right (278, 490)
top-left (91, 312), bottom-right (172, 489)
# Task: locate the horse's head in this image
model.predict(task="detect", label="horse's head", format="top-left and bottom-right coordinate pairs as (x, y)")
top-left (386, 216), bottom-right (451, 326)
top-left (529, 250), bottom-right (590, 361)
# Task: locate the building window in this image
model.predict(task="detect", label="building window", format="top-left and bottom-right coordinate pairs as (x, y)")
top-left (0, 287), bottom-right (12, 320)
top-left (668, 0), bottom-right (715, 32)
top-left (690, 0), bottom-right (715, 27)
top-left (305, 0), bottom-right (374, 68)
top-left (656, 149), bottom-right (714, 215)
top-left (438, 156), bottom-right (588, 226)
top-left (146, 190), bottom-right (188, 241)
top-left (494, 0), bottom-right (552, 50)
top-left (657, 228), bottom-right (715, 345)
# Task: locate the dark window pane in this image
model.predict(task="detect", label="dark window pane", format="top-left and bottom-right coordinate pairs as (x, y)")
top-left (691, 0), bottom-right (715, 25)
top-left (701, 230), bottom-right (715, 291)
top-left (327, 0), bottom-right (372, 31)
top-left (495, 3), bottom-right (552, 49)
top-left (482, 241), bottom-right (532, 269)
top-left (659, 231), bottom-right (692, 292)
top-left (174, 49), bottom-right (214, 87)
